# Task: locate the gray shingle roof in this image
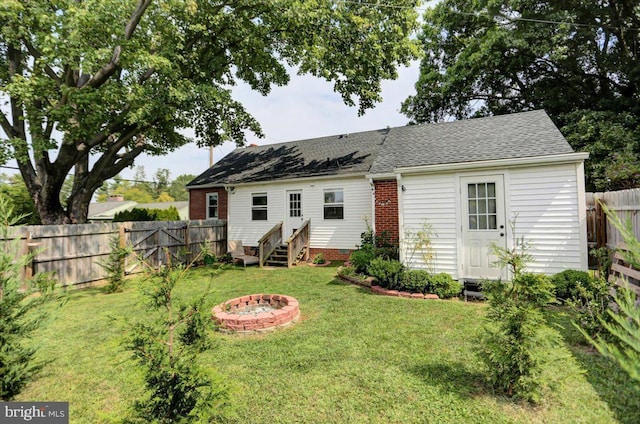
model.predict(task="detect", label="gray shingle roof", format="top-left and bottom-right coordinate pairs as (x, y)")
top-left (187, 110), bottom-right (575, 187)
top-left (187, 129), bottom-right (388, 186)
top-left (370, 110), bottom-right (573, 174)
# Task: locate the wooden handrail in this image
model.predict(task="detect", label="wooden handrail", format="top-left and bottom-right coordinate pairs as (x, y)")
top-left (258, 222), bottom-right (283, 267)
top-left (287, 220), bottom-right (310, 267)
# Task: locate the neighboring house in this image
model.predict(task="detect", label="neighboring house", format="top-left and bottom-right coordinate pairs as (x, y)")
top-left (187, 110), bottom-right (589, 280)
top-left (87, 199), bottom-right (138, 222)
top-left (88, 199), bottom-right (189, 222)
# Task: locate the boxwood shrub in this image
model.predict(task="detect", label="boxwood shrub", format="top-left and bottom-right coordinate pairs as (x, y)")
top-left (367, 257), bottom-right (404, 290)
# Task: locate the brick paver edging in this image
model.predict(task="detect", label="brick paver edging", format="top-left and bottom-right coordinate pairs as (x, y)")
top-left (370, 285), bottom-right (440, 300)
top-left (212, 294), bottom-right (300, 333)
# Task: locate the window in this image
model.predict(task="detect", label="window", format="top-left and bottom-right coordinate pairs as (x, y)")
top-left (289, 192), bottom-right (301, 217)
top-left (252, 193), bottom-right (268, 220)
top-left (206, 193), bottom-right (218, 219)
top-left (467, 183), bottom-right (497, 230)
top-left (324, 189), bottom-right (344, 219)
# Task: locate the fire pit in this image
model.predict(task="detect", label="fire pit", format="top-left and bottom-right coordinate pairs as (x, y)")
top-left (212, 294), bottom-right (300, 333)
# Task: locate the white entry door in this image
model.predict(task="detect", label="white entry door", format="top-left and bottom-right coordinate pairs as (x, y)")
top-left (461, 176), bottom-right (507, 280)
top-left (285, 190), bottom-right (304, 240)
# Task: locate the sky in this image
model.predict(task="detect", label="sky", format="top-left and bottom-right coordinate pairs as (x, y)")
top-left (118, 62), bottom-right (422, 181)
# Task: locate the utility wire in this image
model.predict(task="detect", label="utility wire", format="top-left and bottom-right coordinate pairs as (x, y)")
top-left (336, 0), bottom-right (640, 32)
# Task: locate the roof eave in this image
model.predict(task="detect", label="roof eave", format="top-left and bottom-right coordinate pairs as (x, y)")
top-left (392, 152), bottom-right (589, 175)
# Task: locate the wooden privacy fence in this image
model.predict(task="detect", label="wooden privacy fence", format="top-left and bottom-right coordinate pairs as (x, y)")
top-left (4, 219), bottom-right (226, 287)
top-left (586, 189), bottom-right (640, 268)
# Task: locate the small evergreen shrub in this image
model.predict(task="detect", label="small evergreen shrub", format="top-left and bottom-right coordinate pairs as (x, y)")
top-left (349, 249), bottom-right (375, 274)
top-left (551, 269), bottom-right (593, 301)
top-left (99, 234), bottom-right (133, 293)
top-left (480, 273), bottom-right (558, 403)
top-left (400, 270), bottom-right (431, 293)
top-left (0, 196), bottom-right (58, 400)
top-left (430, 273), bottom-right (461, 298)
top-left (367, 257), bottom-right (404, 290)
top-left (126, 264), bottom-right (228, 422)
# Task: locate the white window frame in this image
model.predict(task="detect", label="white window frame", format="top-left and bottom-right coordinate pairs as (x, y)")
top-left (252, 193), bottom-right (268, 221)
top-left (206, 193), bottom-right (218, 219)
top-left (323, 189), bottom-right (344, 220)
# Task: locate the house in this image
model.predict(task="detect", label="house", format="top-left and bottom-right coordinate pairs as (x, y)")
top-left (187, 110), bottom-right (589, 279)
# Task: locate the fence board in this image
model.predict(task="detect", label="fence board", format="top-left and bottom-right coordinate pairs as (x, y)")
top-left (2, 219), bottom-right (226, 287)
top-left (589, 189), bottom-right (640, 251)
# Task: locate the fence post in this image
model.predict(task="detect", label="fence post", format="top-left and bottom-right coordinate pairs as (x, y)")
top-left (595, 199), bottom-right (606, 250)
top-left (184, 221), bottom-right (191, 265)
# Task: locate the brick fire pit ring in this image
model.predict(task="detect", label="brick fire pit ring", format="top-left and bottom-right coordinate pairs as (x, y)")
top-left (212, 294), bottom-right (300, 333)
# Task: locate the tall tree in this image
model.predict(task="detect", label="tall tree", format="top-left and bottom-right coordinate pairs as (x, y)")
top-left (168, 174), bottom-right (196, 201)
top-left (1, 0), bottom-right (420, 224)
top-left (402, 0), bottom-right (640, 191)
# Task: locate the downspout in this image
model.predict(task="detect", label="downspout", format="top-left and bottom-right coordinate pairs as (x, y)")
top-left (396, 173), bottom-right (405, 264)
top-left (369, 178), bottom-right (376, 235)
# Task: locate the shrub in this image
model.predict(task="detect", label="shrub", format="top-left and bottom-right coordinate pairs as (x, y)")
top-left (126, 264), bottom-right (228, 422)
top-left (313, 253), bottom-right (326, 265)
top-left (114, 206), bottom-right (180, 222)
top-left (551, 269), bottom-right (593, 301)
top-left (100, 234), bottom-right (133, 293)
top-left (580, 203), bottom-right (640, 388)
top-left (479, 273), bottom-right (558, 403)
top-left (550, 269), bottom-right (612, 339)
top-left (349, 249), bottom-right (375, 274)
top-left (430, 273), bottom-right (461, 298)
top-left (367, 257), bottom-right (404, 290)
top-left (219, 252), bottom-right (234, 264)
top-left (0, 196), bottom-right (58, 400)
top-left (400, 270), bottom-right (431, 293)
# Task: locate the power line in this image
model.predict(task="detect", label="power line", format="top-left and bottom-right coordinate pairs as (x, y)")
top-left (336, 0), bottom-right (640, 32)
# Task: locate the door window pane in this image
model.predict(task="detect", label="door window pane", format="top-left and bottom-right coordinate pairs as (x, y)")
top-left (467, 182), bottom-right (498, 230)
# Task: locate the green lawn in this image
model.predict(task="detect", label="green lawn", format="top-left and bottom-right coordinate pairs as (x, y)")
top-left (17, 265), bottom-right (640, 423)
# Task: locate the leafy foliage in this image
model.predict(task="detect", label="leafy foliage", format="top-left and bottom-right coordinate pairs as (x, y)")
top-left (349, 249), bottom-right (376, 275)
top-left (126, 263), bottom-right (227, 423)
top-left (403, 0), bottom-right (640, 191)
top-left (99, 233), bottom-right (133, 294)
top-left (0, 195), bottom-right (57, 400)
top-left (480, 273), bottom-right (558, 403)
top-left (403, 220), bottom-right (437, 272)
top-left (429, 273), bottom-right (461, 299)
top-left (113, 206), bottom-right (180, 222)
top-left (551, 269), bottom-right (594, 301)
top-left (399, 269), bottom-right (431, 293)
top-left (312, 252), bottom-right (326, 265)
top-left (367, 257), bottom-right (404, 290)
top-left (1, 0), bottom-right (420, 224)
top-left (580, 204), bottom-right (640, 387)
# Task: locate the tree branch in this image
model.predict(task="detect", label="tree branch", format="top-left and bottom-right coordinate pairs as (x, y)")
top-left (21, 37), bottom-right (62, 84)
top-left (0, 111), bottom-right (14, 138)
top-left (84, 0), bottom-right (152, 89)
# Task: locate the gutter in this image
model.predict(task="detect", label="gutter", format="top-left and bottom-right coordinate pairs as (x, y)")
top-left (390, 152), bottom-right (590, 176)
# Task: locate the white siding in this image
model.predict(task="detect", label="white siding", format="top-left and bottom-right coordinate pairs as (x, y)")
top-left (399, 162), bottom-right (587, 279)
top-left (228, 177), bottom-right (372, 249)
top-left (400, 174), bottom-right (459, 278)
top-left (509, 164), bottom-right (586, 274)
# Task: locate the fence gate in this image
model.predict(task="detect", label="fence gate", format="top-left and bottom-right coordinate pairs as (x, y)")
top-left (125, 222), bottom-right (188, 274)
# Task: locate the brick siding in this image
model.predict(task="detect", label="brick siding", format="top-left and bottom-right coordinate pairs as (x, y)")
top-left (374, 180), bottom-right (399, 243)
top-left (188, 187), bottom-right (227, 220)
